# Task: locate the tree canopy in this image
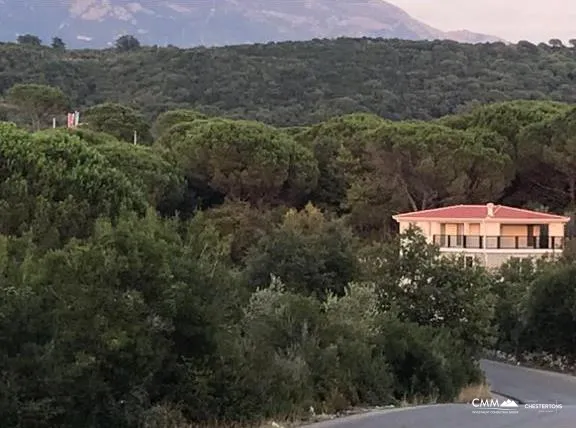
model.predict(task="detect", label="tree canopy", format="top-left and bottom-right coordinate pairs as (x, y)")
top-left (0, 123), bottom-right (146, 246)
top-left (115, 35), bottom-right (141, 51)
top-left (5, 83), bottom-right (69, 130)
top-left (152, 108), bottom-right (208, 138)
top-left (16, 34), bottom-right (41, 46)
top-left (3, 38), bottom-right (576, 125)
top-left (157, 118), bottom-right (319, 206)
top-left (82, 103), bottom-right (152, 144)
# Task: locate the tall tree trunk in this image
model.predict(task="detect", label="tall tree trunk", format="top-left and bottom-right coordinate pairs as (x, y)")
top-left (569, 178), bottom-right (576, 210)
top-left (30, 113), bottom-right (41, 131)
top-left (397, 174), bottom-right (418, 211)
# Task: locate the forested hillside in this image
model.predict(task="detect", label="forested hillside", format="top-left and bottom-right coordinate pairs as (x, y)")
top-left (2, 44), bottom-right (576, 426)
top-left (2, 38), bottom-right (576, 125)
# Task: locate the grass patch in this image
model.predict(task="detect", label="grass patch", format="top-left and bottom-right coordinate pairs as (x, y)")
top-left (455, 382), bottom-right (492, 404)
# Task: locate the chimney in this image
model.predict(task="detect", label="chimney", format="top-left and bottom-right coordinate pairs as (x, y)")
top-left (487, 203), bottom-right (494, 217)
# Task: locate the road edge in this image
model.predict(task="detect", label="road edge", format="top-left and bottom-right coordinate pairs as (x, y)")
top-left (298, 391), bottom-right (525, 428)
top-left (482, 358), bottom-right (576, 381)
top-left (483, 355), bottom-right (576, 378)
top-left (296, 404), bottom-right (448, 428)
top-left (490, 391), bottom-right (525, 405)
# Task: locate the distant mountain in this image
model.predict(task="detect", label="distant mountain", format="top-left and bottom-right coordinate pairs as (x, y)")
top-left (0, 0), bottom-right (504, 48)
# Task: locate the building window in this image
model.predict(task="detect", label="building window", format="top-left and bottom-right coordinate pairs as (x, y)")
top-left (465, 256), bottom-right (475, 268)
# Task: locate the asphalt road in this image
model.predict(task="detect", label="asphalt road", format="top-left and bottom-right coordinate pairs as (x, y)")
top-left (482, 359), bottom-right (576, 404)
top-left (304, 359), bottom-right (576, 428)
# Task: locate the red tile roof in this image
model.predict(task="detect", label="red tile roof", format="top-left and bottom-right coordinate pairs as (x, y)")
top-left (393, 204), bottom-right (571, 222)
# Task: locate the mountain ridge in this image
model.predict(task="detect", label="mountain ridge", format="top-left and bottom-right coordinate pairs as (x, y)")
top-left (0, 0), bottom-right (504, 48)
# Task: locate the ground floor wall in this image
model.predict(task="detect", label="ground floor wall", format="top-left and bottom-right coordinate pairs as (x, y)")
top-left (439, 250), bottom-right (562, 269)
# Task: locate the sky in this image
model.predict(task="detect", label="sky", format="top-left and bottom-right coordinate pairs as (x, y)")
top-left (388, 0), bottom-right (576, 43)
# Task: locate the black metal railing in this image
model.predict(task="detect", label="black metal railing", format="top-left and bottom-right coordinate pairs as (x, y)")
top-left (433, 235), bottom-right (565, 250)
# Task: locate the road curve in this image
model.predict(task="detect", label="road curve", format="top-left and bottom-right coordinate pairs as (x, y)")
top-left (481, 359), bottom-right (576, 404)
top-left (303, 359), bottom-right (576, 428)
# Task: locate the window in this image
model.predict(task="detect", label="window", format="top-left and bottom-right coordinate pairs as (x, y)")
top-left (456, 224), bottom-right (464, 247)
top-left (465, 256), bottom-right (475, 268)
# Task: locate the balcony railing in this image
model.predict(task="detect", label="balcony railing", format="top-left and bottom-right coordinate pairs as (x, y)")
top-left (433, 235), bottom-right (565, 250)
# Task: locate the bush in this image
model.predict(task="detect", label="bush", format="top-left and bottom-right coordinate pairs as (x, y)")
top-left (363, 228), bottom-right (496, 354)
top-left (244, 204), bottom-right (359, 299)
top-left (522, 264), bottom-right (576, 358)
top-left (490, 257), bottom-right (576, 364)
top-left (197, 279), bottom-right (484, 424)
top-left (0, 211), bottom-right (240, 427)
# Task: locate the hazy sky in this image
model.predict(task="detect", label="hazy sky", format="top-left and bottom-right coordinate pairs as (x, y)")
top-left (388, 0), bottom-right (576, 43)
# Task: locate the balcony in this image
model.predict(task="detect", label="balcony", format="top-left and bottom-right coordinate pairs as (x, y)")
top-left (433, 235), bottom-right (565, 250)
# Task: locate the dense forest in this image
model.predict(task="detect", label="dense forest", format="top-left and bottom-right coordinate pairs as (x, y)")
top-left (3, 37), bottom-right (576, 125)
top-left (1, 38), bottom-right (576, 426)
